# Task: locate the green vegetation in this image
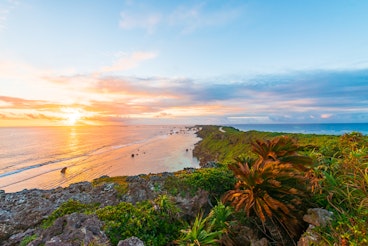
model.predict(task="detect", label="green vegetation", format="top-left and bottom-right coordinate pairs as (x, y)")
top-left (92, 176), bottom-right (129, 196)
top-left (194, 126), bottom-right (368, 245)
top-left (42, 199), bottom-right (100, 228)
top-left (164, 166), bottom-right (236, 200)
top-left (35, 126), bottom-right (367, 245)
top-left (175, 202), bottom-right (233, 246)
top-left (310, 132), bottom-right (368, 245)
top-left (96, 195), bottom-right (183, 245)
top-left (20, 234), bottom-right (37, 246)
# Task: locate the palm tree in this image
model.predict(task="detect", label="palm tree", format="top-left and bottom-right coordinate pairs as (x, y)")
top-left (222, 136), bottom-right (312, 244)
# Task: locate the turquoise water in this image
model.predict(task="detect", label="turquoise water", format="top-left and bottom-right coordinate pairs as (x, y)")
top-left (229, 123), bottom-right (368, 135)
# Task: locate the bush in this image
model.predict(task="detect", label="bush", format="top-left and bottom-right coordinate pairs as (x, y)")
top-left (164, 167), bottom-right (236, 200)
top-left (175, 203), bottom-right (233, 246)
top-left (311, 133), bottom-right (368, 245)
top-left (42, 199), bottom-right (99, 228)
top-left (97, 195), bottom-right (183, 245)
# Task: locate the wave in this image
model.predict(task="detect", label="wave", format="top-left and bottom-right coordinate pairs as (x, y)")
top-left (0, 134), bottom-right (166, 180)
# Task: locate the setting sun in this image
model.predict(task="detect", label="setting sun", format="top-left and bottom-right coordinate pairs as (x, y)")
top-left (62, 108), bottom-right (82, 126)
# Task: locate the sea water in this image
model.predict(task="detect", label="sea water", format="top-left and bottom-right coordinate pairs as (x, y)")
top-left (0, 125), bottom-right (200, 192)
top-left (229, 123), bottom-right (368, 135)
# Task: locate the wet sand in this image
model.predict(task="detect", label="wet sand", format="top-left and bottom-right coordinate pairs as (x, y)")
top-left (1, 129), bottom-right (200, 193)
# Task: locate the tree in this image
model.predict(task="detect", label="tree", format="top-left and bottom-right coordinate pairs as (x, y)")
top-left (223, 136), bottom-right (312, 244)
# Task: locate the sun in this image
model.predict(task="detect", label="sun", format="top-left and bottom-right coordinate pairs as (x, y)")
top-left (62, 108), bottom-right (82, 126)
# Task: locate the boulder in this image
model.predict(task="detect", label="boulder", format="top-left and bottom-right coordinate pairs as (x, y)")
top-left (173, 189), bottom-right (210, 218)
top-left (28, 213), bottom-right (109, 246)
top-left (230, 225), bottom-right (268, 246)
top-left (303, 208), bottom-right (333, 227)
top-left (117, 236), bottom-right (144, 246)
top-left (0, 182), bottom-right (121, 243)
top-left (298, 208), bottom-right (333, 246)
top-left (201, 161), bottom-right (220, 168)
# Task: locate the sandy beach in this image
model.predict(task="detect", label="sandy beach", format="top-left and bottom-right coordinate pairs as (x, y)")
top-left (0, 127), bottom-right (200, 193)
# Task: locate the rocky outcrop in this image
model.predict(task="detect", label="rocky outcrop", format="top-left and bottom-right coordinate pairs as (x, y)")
top-left (0, 172), bottom-right (211, 245)
top-left (0, 182), bottom-right (120, 243)
top-left (201, 161), bottom-right (220, 168)
top-left (28, 213), bottom-right (109, 246)
top-left (174, 189), bottom-right (209, 218)
top-left (302, 208), bottom-right (333, 227)
top-left (117, 236), bottom-right (144, 246)
top-left (230, 225), bottom-right (268, 246)
top-left (297, 208), bottom-right (333, 246)
top-left (123, 173), bottom-right (210, 218)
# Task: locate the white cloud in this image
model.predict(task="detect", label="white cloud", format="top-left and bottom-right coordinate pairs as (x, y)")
top-left (119, 11), bottom-right (161, 34)
top-left (169, 3), bottom-right (242, 34)
top-left (0, 9), bottom-right (9, 30)
top-left (0, 0), bottom-right (18, 31)
top-left (118, 2), bottom-right (242, 34)
top-left (101, 51), bottom-right (157, 73)
top-left (321, 114), bottom-right (332, 119)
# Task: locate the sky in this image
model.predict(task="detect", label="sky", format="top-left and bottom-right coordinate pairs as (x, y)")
top-left (0, 0), bottom-right (368, 126)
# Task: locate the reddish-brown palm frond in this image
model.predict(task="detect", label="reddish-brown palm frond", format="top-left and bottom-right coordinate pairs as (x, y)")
top-left (223, 136), bottom-right (312, 242)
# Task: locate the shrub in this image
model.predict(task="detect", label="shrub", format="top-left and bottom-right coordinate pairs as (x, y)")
top-left (223, 137), bottom-right (312, 244)
top-left (97, 195), bottom-right (183, 245)
top-left (175, 203), bottom-right (232, 246)
top-left (42, 199), bottom-right (99, 228)
top-left (312, 134), bottom-right (368, 245)
top-left (164, 167), bottom-right (236, 200)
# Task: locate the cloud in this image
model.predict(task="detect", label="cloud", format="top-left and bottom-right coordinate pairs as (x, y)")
top-left (3, 65), bottom-right (368, 125)
top-left (0, 9), bottom-right (9, 30)
top-left (119, 11), bottom-right (161, 33)
top-left (118, 2), bottom-right (243, 34)
top-left (100, 51), bottom-right (157, 73)
top-left (0, 96), bottom-right (50, 109)
top-left (0, 0), bottom-right (18, 31)
top-left (75, 69), bottom-right (368, 123)
top-left (168, 3), bottom-right (242, 34)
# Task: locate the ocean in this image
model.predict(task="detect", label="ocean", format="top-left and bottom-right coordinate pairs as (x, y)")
top-left (2, 123), bottom-right (367, 193)
top-left (0, 125), bottom-right (200, 193)
top-left (229, 123), bottom-right (368, 135)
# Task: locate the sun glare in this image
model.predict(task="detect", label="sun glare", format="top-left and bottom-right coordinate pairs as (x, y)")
top-left (62, 108), bottom-right (82, 126)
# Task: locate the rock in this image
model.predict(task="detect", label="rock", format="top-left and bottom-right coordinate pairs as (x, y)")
top-left (117, 236), bottom-right (144, 246)
top-left (174, 189), bottom-right (210, 218)
top-left (230, 225), bottom-right (268, 246)
top-left (7, 229), bottom-right (36, 245)
top-left (28, 213), bottom-right (109, 246)
top-left (126, 175), bottom-right (144, 182)
top-left (0, 182), bottom-right (121, 243)
top-left (202, 161), bottom-right (220, 168)
top-left (183, 167), bottom-right (196, 173)
top-left (0, 167), bottom-right (219, 244)
top-left (61, 167), bottom-right (67, 174)
top-left (303, 208), bottom-right (333, 227)
top-left (298, 208), bottom-right (333, 246)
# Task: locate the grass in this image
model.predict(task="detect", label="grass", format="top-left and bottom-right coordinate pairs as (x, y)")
top-left (92, 176), bottom-right (129, 196)
top-left (26, 126), bottom-right (368, 245)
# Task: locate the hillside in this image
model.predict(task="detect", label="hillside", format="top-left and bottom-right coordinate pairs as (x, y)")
top-left (1, 125), bottom-right (367, 245)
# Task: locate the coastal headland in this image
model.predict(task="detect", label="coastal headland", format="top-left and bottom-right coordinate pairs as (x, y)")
top-left (1, 125), bottom-right (367, 245)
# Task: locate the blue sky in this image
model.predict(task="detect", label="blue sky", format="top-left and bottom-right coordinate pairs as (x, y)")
top-left (0, 0), bottom-right (368, 126)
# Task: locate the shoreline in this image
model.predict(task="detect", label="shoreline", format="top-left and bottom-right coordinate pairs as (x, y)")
top-left (1, 127), bottom-right (201, 193)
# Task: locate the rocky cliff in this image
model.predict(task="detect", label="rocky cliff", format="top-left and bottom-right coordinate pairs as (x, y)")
top-left (0, 171), bottom-right (210, 245)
